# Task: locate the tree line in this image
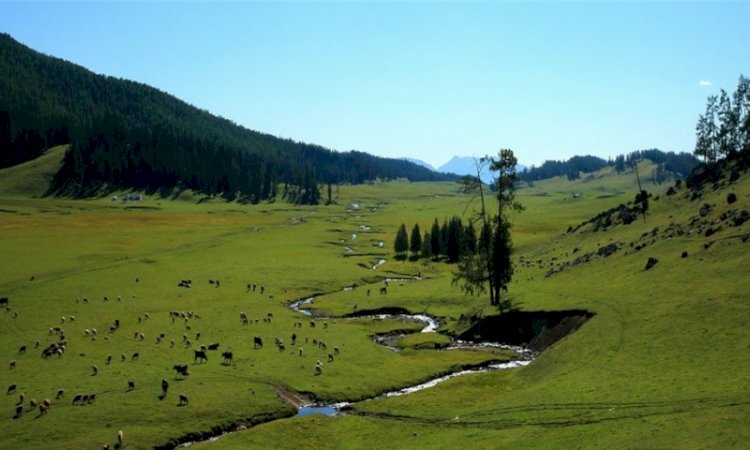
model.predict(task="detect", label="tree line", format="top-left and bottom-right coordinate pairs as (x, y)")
top-left (520, 150), bottom-right (699, 183)
top-left (0, 33), bottom-right (453, 203)
top-left (394, 216), bottom-right (478, 263)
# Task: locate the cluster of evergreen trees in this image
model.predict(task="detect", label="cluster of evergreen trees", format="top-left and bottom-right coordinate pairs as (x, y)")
top-left (394, 217), bottom-right (478, 263)
top-left (520, 150), bottom-right (699, 183)
top-left (694, 75), bottom-right (750, 162)
top-left (0, 33), bottom-right (453, 203)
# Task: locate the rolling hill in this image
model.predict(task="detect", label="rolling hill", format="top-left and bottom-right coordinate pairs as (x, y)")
top-left (0, 33), bottom-right (453, 203)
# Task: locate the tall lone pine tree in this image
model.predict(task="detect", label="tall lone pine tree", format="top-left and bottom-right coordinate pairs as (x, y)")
top-left (453, 149), bottom-right (523, 311)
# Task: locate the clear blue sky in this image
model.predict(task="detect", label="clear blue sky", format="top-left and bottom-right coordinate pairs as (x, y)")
top-left (1, 1), bottom-right (749, 168)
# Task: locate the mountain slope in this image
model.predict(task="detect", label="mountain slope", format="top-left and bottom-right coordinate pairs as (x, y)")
top-left (0, 33), bottom-right (452, 202)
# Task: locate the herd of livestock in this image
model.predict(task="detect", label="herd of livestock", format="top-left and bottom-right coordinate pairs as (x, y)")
top-left (2, 277), bottom-right (347, 449)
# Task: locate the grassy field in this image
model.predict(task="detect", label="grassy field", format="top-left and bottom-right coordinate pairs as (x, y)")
top-left (1, 150), bottom-right (749, 449)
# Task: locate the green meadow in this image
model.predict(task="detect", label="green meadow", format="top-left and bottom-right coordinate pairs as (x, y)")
top-left (1, 149), bottom-right (749, 449)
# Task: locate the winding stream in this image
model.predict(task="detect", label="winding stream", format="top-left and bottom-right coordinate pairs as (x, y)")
top-left (176, 276), bottom-right (534, 447)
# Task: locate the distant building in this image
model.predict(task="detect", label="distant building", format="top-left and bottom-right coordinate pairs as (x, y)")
top-left (124, 193), bottom-right (143, 202)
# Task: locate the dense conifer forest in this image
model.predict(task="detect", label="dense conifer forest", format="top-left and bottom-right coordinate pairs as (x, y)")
top-left (0, 34), bottom-right (452, 203)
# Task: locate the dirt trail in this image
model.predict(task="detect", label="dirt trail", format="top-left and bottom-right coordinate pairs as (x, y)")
top-left (274, 385), bottom-right (312, 408)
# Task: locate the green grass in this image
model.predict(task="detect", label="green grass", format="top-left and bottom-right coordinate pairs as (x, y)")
top-left (1, 157), bottom-right (749, 449)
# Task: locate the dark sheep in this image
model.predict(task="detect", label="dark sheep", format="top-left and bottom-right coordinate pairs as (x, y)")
top-left (72, 393), bottom-right (82, 405)
top-left (161, 379), bottom-right (169, 395)
top-left (178, 393), bottom-right (189, 406)
top-left (132, 352), bottom-right (139, 361)
top-left (221, 351), bottom-right (233, 365)
top-left (18, 345), bottom-right (26, 354)
top-left (7, 383), bottom-right (16, 394)
top-left (173, 364), bottom-right (189, 378)
top-left (253, 336), bottom-right (263, 349)
top-left (87, 393), bottom-right (96, 403)
top-left (193, 349), bottom-right (207, 363)
top-left (56, 389), bottom-right (64, 399)
top-left (127, 380), bottom-right (135, 391)
top-left (380, 287), bottom-right (387, 295)
top-left (207, 342), bottom-right (219, 351)
top-left (14, 403), bottom-right (23, 418)
top-left (9, 360), bottom-right (15, 370)
top-left (38, 403), bottom-right (48, 415)
top-left (0, 297), bottom-right (8, 307)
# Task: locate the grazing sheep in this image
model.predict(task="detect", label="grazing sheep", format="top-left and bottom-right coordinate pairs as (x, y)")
top-left (14, 403), bottom-right (23, 418)
top-left (16, 393), bottom-right (24, 405)
top-left (221, 351), bottom-right (233, 365)
top-left (291, 333), bottom-right (297, 345)
top-left (29, 398), bottom-right (38, 409)
top-left (139, 333), bottom-right (145, 341)
top-left (72, 393), bottom-right (82, 405)
top-left (380, 287), bottom-right (387, 295)
top-left (193, 349), bottom-right (207, 363)
top-left (328, 353), bottom-right (334, 363)
top-left (81, 394), bottom-right (89, 404)
top-left (34, 340), bottom-right (39, 348)
top-left (56, 389), bottom-right (64, 399)
top-left (38, 403), bottom-right (48, 415)
top-left (69, 315), bottom-right (76, 321)
top-left (298, 347), bottom-right (304, 357)
top-left (121, 353), bottom-right (126, 362)
top-left (132, 352), bottom-right (139, 361)
top-left (7, 383), bottom-right (16, 394)
top-left (106, 355), bottom-right (112, 365)
top-left (18, 345), bottom-right (26, 354)
top-left (84, 329), bottom-right (90, 336)
top-left (60, 316), bottom-right (65, 324)
top-left (127, 380), bottom-right (135, 391)
top-left (144, 312), bottom-right (150, 320)
top-left (91, 365), bottom-right (98, 376)
top-left (117, 430), bottom-right (123, 447)
top-left (170, 339), bottom-right (175, 348)
top-left (334, 346), bottom-right (340, 355)
top-left (207, 342), bottom-right (219, 350)
top-left (195, 332), bottom-right (201, 341)
top-left (173, 364), bottom-right (189, 379)
top-left (9, 360), bottom-right (15, 370)
top-left (315, 361), bottom-right (323, 376)
top-left (91, 328), bottom-right (97, 335)
top-left (253, 336), bottom-right (263, 349)
top-left (178, 394), bottom-right (189, 406)
top-left (43, 399), bottom-right (50, 409)
top-left (161, 379), bottom-right (169, 396)
top-left (88, 393), bottom-right (96, 403)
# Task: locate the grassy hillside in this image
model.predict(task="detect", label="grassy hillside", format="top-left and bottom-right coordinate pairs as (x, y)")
top-left (0, 145), bottom-right (66, 198)
top-left (1, 158), bottom-right (748, 449)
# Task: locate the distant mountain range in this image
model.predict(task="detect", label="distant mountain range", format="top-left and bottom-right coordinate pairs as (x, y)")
top-left (403, 155), bottom-right (526, 184)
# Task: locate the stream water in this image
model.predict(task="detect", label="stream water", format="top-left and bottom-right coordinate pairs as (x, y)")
top-left (176, 272), bottom-right (533, 447)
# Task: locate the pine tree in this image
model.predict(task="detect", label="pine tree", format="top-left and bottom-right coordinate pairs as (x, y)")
top-left (430, 219), bottom-right (441, 259)
top-left (421, 231), bottom-right (433, 259)
top-left (409, 223), bottom-right (422, 257)
top-left (394, 224), bottom-right (409, 258)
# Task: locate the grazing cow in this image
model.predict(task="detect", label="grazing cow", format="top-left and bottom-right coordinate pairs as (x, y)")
top-left (253, 337), bottom-right (263, 349)
top-left (173, 364), bottom-right (189, 379)
top-left (127, 380), bottom-right (135, 391)
top-left (56, 389), bottom-right (64, 399)
top-left (161, 379), bottom-right (169, 396)
top-left (132, 352), bottom-right (139, 361)
top-left (72, 393), bottom-right (82, 405)
top-left (178, 394), bottom-right (189, 406)
top-left (193, 350), bottom-right (207, 363)
top-left (221, 351), bottom-right (233, 365)
top-left (207, 342), bottom-right (219, 351)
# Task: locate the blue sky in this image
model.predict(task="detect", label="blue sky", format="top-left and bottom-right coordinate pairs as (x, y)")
top-left (1, 2), bottom-right (749, 168)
